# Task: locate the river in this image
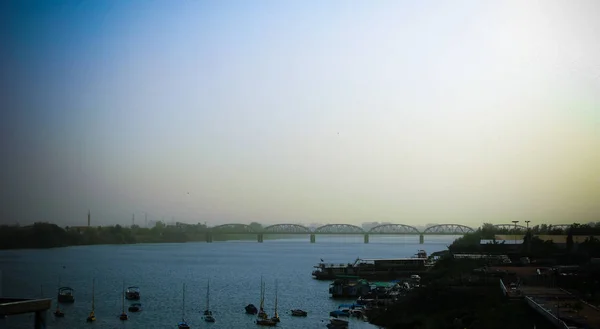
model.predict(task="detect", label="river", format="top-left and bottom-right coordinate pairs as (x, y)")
top-left (0, 234), bottom-right (460, 329)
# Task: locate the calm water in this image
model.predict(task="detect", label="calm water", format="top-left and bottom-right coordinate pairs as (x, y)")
top-left (0, 235), bottom-right (459, 329)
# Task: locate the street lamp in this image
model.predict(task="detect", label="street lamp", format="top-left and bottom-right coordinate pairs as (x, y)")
top-left (525, 220), bottom-right (531, 230)
top-left (512, 221), bottom-right (519, 245)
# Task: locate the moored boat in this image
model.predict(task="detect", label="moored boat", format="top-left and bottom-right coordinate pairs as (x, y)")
top-left (270, 280), bottom-right (279, 323)
top-left (86, 279), bottom-right (96, 322)
top-left (314, 251), bottom-right (431, 280)
top-left (119, 282), bottom-right (128, 321)
top-left (178, 283), bottom-right (190, 329)
top-left (125, 286), bottom-right (140, 300)
top-left (329, 276), bottom-right (371, 298)
top-left (245, 304), bottom-right (258, 314)
top-left (291, 309), bottom-right (307, 316)
top-left (203, 279), bottom-right (215, 322)
top-left (128, 303), bottom-right (142, 312)
top-left (57, 287), bottom-right (75, 304)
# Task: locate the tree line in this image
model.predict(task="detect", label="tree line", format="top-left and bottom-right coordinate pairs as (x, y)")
top-left (0, 221), bottom-right (267, 249)
top-left (449, 222), bottom-right (600, 260)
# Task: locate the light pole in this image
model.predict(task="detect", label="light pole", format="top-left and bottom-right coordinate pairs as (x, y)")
top-left (512, 220), bottom-right (519, 245)
top-left (525, 220), bottom-right (531, 254)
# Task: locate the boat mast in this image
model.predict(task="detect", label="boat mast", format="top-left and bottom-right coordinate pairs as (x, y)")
top-left (122, 281), bottom-right (125, 312)
top-left (274, 280), bottom-right (278, 317)
top-left (206, 279), bottom-right (210, 311)
top-left (182, 283), bottom-right (186, 321)
top-left (259, 277), bottom-right (264, 312)
top-left (92, 278), bottom-right (95, 312)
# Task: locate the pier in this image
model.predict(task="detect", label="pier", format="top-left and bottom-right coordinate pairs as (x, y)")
top-left (0, 298), bottom-right (51, 329)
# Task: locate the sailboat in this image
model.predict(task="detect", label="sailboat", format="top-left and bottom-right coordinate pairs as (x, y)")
top-left (258, 277), bottom-right (268, 319)
top-left (203, 279), bottom-right (215, 322)
top-left (178, 283), bottom-right (190, 329)
top-left (271, 280), bottom-right (279, 323)
top-left (86, 278), bottom-right (96, 322)
top-left (119, 281), bottom-right (128, 321)
top-left (53, 279), bottom-right (65, 317)
top-left (256, 277), bottom-right (276, 326)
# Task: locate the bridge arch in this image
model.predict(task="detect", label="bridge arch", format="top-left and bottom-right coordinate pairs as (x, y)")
top-left (493, 224), bottom-right (527, 231)
top-left (368, 224), bottom-right (420, 234)
top-left (210, 223), bottom-right (255, 233)
top-left (315, 224), bottom-right (365, 234)
top-left (423, 224), bottom-right (474, 234)
top-left (263, 224), bottom-right (311, 234)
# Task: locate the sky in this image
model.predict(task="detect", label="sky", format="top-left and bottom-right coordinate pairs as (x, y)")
top-left (1, 0), bottom-right (599, 228)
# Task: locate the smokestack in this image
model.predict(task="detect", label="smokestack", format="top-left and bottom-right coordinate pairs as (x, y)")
top-left (88, 210), bottom-right (91, 227)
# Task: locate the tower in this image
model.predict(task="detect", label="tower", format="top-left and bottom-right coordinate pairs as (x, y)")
top-left (88, 210), bottom-right (91, 227)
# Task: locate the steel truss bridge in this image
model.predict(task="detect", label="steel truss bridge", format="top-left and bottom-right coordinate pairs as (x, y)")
top-left (203, 223), bottom-right (569, 244)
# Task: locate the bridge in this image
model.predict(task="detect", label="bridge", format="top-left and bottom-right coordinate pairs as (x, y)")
top-left (203, 223), bottom-right (564, 244)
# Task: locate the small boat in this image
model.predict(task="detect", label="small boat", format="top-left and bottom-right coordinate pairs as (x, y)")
top-left (270, 280), bottom-right (279, 323)
top-left (203, 279), bottom-right (215, 323)
top-left (119, 282), bottom-right (128, 321)
top-left (245, 304), bottom-right (258, 314)
top-left (327, 318), bottom-right (349, 328)
top-left (128, 303), bottom-right (142, 312)
top-left (125, 286), bottom-right (140, 300)
top-left (178, 283), bottom-right (190, 329)
top-left (57, 287), bottom-right (75, 304)
top-left (86, 279), bottom-right (96, 322)
top-left (53, 304), bottom-right (65, 318)
top-left (291, 309), bottom-right (307, 316)
top-left (329, 310), bottom-right (350, 317)
top-left (53, 279), bottom-right (65, 317)
top-left (256, 318), bottom-right (277, 326)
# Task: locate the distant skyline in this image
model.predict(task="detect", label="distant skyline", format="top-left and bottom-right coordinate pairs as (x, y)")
top-left (1, 1), bottom-right (599, 227)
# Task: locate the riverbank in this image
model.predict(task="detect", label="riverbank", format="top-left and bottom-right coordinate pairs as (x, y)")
top-left (366, 257), bottom-right (557, 329)
top-left (0, 222), bottom-right (302, 250)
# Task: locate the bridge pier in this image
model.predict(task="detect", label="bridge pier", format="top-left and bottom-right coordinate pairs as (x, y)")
top-left (257, 233), bottom-right (264, 243)
top-left (419, 234), bottom-right (424, 244)
top-left (205, 232), bottom-right (213, 243)
top-left (310, 234), bottom-right (315, 243)
top-left (364, 234), bottom-right (369, 244)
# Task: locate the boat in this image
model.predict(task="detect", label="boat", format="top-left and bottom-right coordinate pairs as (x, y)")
top-left (313, 251), bottom-right (431, 280)
top-left (327, 318), bottom-right (349, 328)
top-left (329, 276), bottom-right (371, 298)
top-left (245, 304), bottom-right (258, 314)
top-left (57, 287), bottom-right (75, 304)
top-left (270, 280), bottom-right (279, 323)
top-left (128, 303), bottom-right (142, 312)
top-left (203, 279), bottom-right (215, 322)
top-left (86, 278), bottom-right (96, 322)
top-left (125, 286), bottom-right (140, 300)
top-left (257, 277), bottom-right (268, 320)
top-left (119, 282), bottom-right (128, 321)
top-left (53, 279), bottom-right (65, 317)
top-left (291, 309), bottom-right (307, 316)
top-left (178, 283), bottom-right (190, 329)
top-left (256, 277), bottom-right (276, 326)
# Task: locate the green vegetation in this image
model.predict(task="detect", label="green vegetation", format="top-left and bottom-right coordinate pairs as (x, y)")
top-left (0, 221), bottom-right (290, 249)
top-left (368, 223), bottom-right (600, 329)
top-left (367, 256), bottom-right (555, 329)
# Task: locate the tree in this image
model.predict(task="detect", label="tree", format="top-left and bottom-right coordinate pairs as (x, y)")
top-left (567, 227), bottom-right (574, 253)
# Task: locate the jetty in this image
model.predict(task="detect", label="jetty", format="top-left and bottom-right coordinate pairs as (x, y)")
top-left (0, 297), bottom-right (52, 329)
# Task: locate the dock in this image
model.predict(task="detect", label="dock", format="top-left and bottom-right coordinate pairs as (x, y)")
top-left (0, 298), bottom-right (51, 329)
top-left (496, 266), bottom-right (600, 329)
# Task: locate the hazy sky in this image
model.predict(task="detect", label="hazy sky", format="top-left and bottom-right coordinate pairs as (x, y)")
top-left (1, 0), bottom-right (599, 228)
